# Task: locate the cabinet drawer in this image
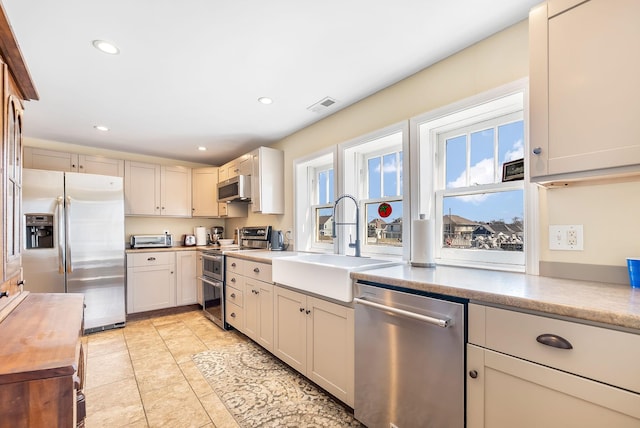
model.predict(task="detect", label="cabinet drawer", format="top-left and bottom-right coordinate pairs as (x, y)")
top-left (226, 257), bottom-right (244, 275)
top-left (244, 261), bottom-right (272, 283)
top-left (479, 305), bottom-right (640, 394)
top-left (226, 285), bottom-right (244, 308)
top-left (226, 301), bottom-right (244, 330)
top-left (129, 252), bottom-right (173, 267)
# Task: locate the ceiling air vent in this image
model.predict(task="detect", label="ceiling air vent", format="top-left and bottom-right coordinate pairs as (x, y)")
top-left (307, 96), bottom-right (338, 114)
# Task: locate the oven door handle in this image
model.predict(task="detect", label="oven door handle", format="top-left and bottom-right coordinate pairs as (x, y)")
top-left (199, 276), bottom-right (222, 287)
top-left (202, 254), bottom-right (223, 262)
top-left (354, 297), bottom-right (451, 328)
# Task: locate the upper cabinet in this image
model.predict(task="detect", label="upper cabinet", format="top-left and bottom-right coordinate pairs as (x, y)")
top-left (0, 3), bottom-right (38, 293)
top-left (192, 167), bottom-right (248, 218)
top-left (250, 147), bottom-right (284, 214)
top-left (218, 153), bottom-right (252, 183)
top-left (124, 161), bottom-right (192, 217)
top-left (23, 147), bottom-right (124, 177)
top-left (529, 0), bottom-right (640, 183)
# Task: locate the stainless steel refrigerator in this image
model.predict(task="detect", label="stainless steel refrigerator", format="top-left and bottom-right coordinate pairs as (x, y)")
top-left (22, 169), bottom-right (126, 333)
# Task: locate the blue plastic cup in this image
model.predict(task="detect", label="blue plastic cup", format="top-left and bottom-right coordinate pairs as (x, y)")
top-left (627, 258), bottom-right (640, 288)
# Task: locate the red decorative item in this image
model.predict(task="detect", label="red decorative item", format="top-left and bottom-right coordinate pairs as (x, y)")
top-left (378, 202), bottom-right (392, 218)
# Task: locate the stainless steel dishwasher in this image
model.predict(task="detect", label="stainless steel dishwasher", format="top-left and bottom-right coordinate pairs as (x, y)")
top-left (354, 283), bottom-right (465, 428)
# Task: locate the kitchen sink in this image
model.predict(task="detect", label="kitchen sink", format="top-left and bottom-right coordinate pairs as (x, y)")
top-left (271, 253), bottom-right (402, 302)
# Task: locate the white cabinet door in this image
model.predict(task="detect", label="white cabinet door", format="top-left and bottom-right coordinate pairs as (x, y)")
top-left (245, 279), bottom-right (274, 352)
top-left (250, 147), bottom-right (284, 214)
top-left (161, 165), bottom-right (192, 217)
top-left (78, 155), bottom-right (124, 177)
top-left (23, 147), bottom-right (79, 172)
top-left (467, 344), bottom-right (640, 428)
top-left (196, 251), bottom-right (203, 305)
top-left (273, 286), bottom-right (307, 373)
top-left (176, 251), bottom-right (197, 306)
top-left (192, 167), bottom-right (219, 217)
top-left (307, 296), bottom-right (354, 407)
top-left (126, 264), bottom-right (175, 313)
top-left (124, 161), bottom-right (161, 215)
top-left (530, 0), bottom-right (640, 179)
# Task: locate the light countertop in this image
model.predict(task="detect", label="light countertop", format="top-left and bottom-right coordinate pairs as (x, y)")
top-left (226, 251), bottom-right (640, 331)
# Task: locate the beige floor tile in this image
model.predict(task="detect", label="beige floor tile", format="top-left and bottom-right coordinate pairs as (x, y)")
top-left (132, 353), bottom-right (187, 394)
top-left (84, 377), bottom-right (146, 428)
top-left (85, 349), bottom-right (134, 390)
top-left (164, 335), bottom-right (208, 363)
top-left (86, 332), bottom-right (128, 357)
top-left (141, 379), bottom-right (211, 428)
top-left (151, 313), bottom-right (186, 326)
top-left (155, 320), bottom-right (196, 339)
top-left (198, 392), bottom-right (240, 428)
top-left (178, 360), bottom-right (213, 397)
top-left (127, 341), bottom-right (171, 362)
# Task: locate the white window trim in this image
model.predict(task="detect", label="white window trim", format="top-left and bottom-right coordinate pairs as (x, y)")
top-left (409, 78), bottom-right (539, 273)
top-left (293, 147), bottom-right (336, 253)
top-left (338, 121), bottom-right (409, 259)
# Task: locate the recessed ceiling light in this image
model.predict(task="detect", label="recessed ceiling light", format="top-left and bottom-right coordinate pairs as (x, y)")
top-left (92, 40), bottom-right (120, 55)
top-left (197, 146), bottom-right (207, 151)
top-left (94, 125), bottom-right (109, 132)
top-left (258, 97), bottom-right (273, 105)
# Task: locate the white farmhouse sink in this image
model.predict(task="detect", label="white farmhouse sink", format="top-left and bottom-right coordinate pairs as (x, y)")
top-left (272, 253), bottom-right (401, 302)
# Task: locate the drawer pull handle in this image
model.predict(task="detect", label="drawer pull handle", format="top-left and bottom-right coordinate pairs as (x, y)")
top-left (230, 293), bottom-right (236, 298)
top-left (469, 370), bottom-right (478, 379)
top-left (299, 307), bottom-right (305, 312)
top-left (230, 312), bottom-right (236, 318)
top-left (253, 267), bottom-right (260, 273)
top-left (536, 334), bottom-right (573, 350)
top-left (230, 278), bottom-right (236, 283)
top-left (231, 262), bottom-right (236, 267)
top-left (147, 257), bottom-right (156, 261)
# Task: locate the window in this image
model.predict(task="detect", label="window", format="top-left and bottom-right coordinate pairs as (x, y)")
top-left (341, 122), bottom-right (408, 257)
top-left (413, 81), bottom-right (531, 271)
top-left (293, 149), bottom-right (336, 252)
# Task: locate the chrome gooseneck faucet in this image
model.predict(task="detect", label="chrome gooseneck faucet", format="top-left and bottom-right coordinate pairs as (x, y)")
top-left (332, 194), bottom-right (361, 257)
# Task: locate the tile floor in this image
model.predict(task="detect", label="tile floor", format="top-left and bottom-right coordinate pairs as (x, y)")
top-left (83, 309), bottom-right (247, 428)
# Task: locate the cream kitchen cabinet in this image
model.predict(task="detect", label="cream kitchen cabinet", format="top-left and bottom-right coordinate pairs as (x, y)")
top-left (192, 167), bottom-right (247, 218)
top-left (126, 252), bottom-right (176, 314)
top-left (224, 257), bottom-right (274, 350)
top-left (529, 0), bottom-right (640, 182)
top-left (124, 161), bottom-right (192, 216)
top-left (218, 154), bottom-right (252, 183)
top-left (192, 167), bottom-right (219, 217)
top-left (250, 146), bottom-right (284, 214)
top-left (466, 304), bottom-right (640, 427)
top-left (273, 285), bottom-right (354, 406)
top-left (225, 257), bottom-right (246, 330)
top-left (196, 251), bottom-right (204, 305)
top-left (23, 147), bottom-right (125, 177)
top-left (176, 250), bottom-right (198, 306)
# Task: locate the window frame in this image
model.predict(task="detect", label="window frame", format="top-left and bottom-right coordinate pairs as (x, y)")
top-left (338, 121), bottom-right (409, 258)
top-left (410, 78), bottom-right (538, 273)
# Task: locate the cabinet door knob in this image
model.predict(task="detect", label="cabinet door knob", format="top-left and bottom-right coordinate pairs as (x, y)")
top-left (0, 291), bottom-right (9, 299)
top-left (230, 293), bottom-right (236, 298)
top-left (230, 278), bottom-right (236, 283)
top-left (305, 309), bottom-right (311, 315)
top-left (253, 267), bottom-right (260, 273)
top-left (299, 307), bottom-right (305, 312)
top-left (147, 257), bottom-right (156, 261)
top-left (230, 312), bottom-right (236, 318)
top-left (469, 370), bottom-right (478, 379)
top-left (532, 147), bottom-right (542, 155)
top-left (231, 262), bottom-right (236, 267)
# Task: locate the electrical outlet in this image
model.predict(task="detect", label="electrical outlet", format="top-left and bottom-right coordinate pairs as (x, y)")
top-left (549, 225), bottom-right (583, 251)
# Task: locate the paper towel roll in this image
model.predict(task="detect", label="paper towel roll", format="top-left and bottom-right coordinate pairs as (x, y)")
top-left (411, 215), bottom-right (435, 268)
top-left (195, 227), bottom-right (208, 246)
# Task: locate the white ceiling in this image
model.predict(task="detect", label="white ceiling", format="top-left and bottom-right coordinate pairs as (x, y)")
top-left (3, 0), bottom-right (539, 165)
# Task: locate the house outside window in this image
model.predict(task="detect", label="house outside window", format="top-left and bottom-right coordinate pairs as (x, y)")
top-left (413, 82), bottom-right (530, 271)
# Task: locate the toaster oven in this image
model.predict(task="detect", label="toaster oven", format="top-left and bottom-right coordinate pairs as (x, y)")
top-left (130, 234), bottom-right (173, 248)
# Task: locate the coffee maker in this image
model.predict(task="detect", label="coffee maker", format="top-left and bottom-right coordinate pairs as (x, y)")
top-left (210, 226), bottom-right (224, 244)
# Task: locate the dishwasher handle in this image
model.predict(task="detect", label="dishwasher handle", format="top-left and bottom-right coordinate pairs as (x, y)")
top-left (354, 297), bottom-right (451, 328)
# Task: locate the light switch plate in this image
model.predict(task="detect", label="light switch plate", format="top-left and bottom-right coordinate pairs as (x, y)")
top-left (549, 225), bottom-right (583, 250)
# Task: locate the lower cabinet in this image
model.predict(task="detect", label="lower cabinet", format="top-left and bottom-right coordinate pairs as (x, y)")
top-left (127, 250), bottom-right (198, 314)
top-left (244, 278), bottom-right (274, 351)
top-left (273, 285), bottom-right (354, 407)
top-left (467, 304), bottom-right (640, 427)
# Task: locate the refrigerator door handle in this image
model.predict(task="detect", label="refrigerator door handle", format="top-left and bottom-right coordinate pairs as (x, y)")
top-left (65, 195), bottom-right (73, 273)
top-left (57, 196), bottom-right (65, 274)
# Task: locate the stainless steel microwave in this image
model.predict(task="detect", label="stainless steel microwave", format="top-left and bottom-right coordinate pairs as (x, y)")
top-left (217, 175), bottom-right (251, 203)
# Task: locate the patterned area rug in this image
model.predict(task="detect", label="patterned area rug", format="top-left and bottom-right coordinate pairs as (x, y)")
top-left (192, 341), bottom-right (363, 427)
